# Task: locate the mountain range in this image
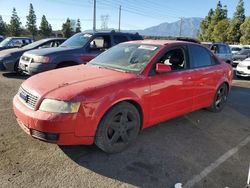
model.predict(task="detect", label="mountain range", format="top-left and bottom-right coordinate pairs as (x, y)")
top-left (137, 17), bottom-right (203, 37)
top-left (85, 17), bottom-right (203, 38)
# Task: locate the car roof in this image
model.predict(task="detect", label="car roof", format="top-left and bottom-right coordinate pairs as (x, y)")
top-left (125, 39), bottom-right (196, 46)
top-left (82, 30), bottom-right (141, 36)
top-left (43, 37), bottom-right (66, 41)
top-left (7, 37), bottom-right (33, 39)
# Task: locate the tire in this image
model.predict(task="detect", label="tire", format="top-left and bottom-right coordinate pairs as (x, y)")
top-left (95, 102), bottom-right (140, 153)
top-left (14, 61), bottom-right (23, 75)
top-left (208, 83), bottom-right (228, 113)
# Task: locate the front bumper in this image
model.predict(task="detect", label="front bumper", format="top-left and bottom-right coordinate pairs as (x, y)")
top-left (13, 95), bottom-right (94, 145)
top-left (19, 59), bottom-right (57, 75)
top-left (236, 66), bottom-right (250, 77)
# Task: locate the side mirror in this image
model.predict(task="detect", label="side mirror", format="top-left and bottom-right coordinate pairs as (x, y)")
top-left (155, 63), bottom-right (171, 73)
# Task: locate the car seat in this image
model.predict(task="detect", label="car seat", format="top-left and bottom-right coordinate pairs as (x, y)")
top-left (169, 53), bottom-right (184, 70)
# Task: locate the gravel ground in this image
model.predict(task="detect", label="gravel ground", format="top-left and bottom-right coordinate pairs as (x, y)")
top-left (0, 71), bottom-right (249, 188)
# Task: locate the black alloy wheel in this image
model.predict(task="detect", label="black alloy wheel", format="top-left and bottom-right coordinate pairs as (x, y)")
top-left (95, 102), bottom-right (140, 153)
top-left (208, 83), bottom-right (228, 112)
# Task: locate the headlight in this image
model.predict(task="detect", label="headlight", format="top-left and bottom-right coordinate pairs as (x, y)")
top-left (33, 56), bottom-right (50, 63)
top-left (39, 99), bottom-right (81, 113)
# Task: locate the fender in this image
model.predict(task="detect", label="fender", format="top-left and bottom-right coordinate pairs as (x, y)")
top-left (76, 80), bottom-right (151, 137)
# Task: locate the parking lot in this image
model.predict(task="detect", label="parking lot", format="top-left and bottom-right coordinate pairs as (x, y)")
top-left (0, 71), bottom-right (249, 188)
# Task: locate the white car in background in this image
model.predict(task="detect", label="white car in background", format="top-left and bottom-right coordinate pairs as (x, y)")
top-left (236, 58), bottom-right (250, 78)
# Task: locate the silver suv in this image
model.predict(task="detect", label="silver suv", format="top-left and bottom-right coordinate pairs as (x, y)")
top-left (202, 42), bottom-right (233, 65)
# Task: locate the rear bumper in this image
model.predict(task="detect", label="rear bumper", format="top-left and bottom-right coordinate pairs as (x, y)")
top-left (13, 95), bottom-right (94, 145)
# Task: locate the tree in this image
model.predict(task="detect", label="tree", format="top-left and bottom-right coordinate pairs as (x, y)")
top-left (227, 0), bottom-right (245, 43)
top-left (198, 9), bottom-right (214, 41)
top-left (61, 18), bottom-right (73, 38)
top-left (207, 1), bottom-right (228, 41)
top-left (0, 15), bottom-right (7, 36)
top-left (75, 19), bottom-right (81, 33)
top-left (26, 3), bottom-right (37, 38)
top-left (213, 19), bottom-right (230, 42)
top-left (39, 15), bottom-right (52, 37)
top-left (8, 8), bottom-right (22, 36)
top-left (240, 17), bottom-right (250, 44)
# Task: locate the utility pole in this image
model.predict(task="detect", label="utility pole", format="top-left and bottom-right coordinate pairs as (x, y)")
top-left (93, 0), bottom-right (96, 32)
top-left (118, 5), bottom-right (121, 32)
top-left (179, 17), bottom-right (183, 37)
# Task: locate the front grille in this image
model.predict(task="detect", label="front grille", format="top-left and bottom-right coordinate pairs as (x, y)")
top-left (18, 87), bottom-right (39, 109)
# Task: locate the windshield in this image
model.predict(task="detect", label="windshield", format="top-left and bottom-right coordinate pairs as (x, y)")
top-left (0, 37), bottom-right (11, 47)
top-left (90, 43), bottom-right (160, 73)
top-left (60, 33), bottom-right (91, 48)
top-left (231, 47), bottom-right (241, 51)
top-left (22, 39), bottom-right (47, 49)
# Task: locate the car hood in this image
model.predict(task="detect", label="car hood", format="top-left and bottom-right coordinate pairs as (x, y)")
top-left (0, 48), bottom-right (25, 57)
top-left (22, 65), bottom-right (137, 101)
top-left (24, 47), bottom-right (77, 56)
top-left (238, 58), bottom-right (250, 66)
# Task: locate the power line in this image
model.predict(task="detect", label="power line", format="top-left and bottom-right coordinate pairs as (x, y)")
top-left (101, 0), bottom-right (180, 19)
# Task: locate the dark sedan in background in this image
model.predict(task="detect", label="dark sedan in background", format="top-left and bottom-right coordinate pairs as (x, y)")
top-left (233, 48), bottom-right (250, 61)
top-left (0, 37), bottom-right (33, 51)
top-left (0, 38), bottom-right (65, 73)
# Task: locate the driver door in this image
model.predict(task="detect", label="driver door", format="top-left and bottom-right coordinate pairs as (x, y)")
top-left (148, 46), bottom-right (195, 126)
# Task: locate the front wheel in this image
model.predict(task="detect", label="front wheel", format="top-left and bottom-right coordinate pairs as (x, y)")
top-left (95, 102), bottom-right (140, 153)
top-left (14, 61), bottom-right (23, 75)
top-left (208, 83), bottom-right (228, 112)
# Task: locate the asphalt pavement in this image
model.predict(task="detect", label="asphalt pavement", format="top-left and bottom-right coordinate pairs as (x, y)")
top-left (0, 71), bottom-right (249, 188)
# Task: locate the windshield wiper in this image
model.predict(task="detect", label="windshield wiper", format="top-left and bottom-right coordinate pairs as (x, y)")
top-left (99, 65), bottom-right (129, 73)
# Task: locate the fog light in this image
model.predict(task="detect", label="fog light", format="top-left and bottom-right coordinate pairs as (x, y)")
top-left (31, 130), bottom-right (59, 141)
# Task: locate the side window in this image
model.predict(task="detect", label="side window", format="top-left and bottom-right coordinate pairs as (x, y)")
top-left (89, 35), bottom-right (111, 51)
top-left (226, 46), bottom-right (231, 53)
top-left (9, 39), bottom-right (22, 47)
top-left (39, 41), bottom-right (53, 49)
top-left (211, 44), bottom-right (218, 54)
top-left (218, 45), bottom-right (227, 54)
top-left (113, 35), bottom-right (128, 44)
top-left (158, 47), bottom-right (186, 71)
top-left (190, 45), bottom-right (214, 68)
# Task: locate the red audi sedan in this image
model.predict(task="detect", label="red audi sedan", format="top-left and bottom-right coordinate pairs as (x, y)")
top-left (13, 40), bottom-right (233, 153)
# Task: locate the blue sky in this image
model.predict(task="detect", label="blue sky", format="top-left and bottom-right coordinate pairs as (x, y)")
top-left (0, 0), bottom-right (250, 31)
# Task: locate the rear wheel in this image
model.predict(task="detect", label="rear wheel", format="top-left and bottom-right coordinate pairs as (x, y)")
top-left (208, 83), bottom-right (228, 112)
top-left (95, 102), bottom-right (140, 153)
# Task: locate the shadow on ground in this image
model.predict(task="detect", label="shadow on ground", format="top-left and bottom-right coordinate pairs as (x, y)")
top-left (2, 72), bottom-right (29, 80)
top-left (60, 85), bottom-right (250, 188)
